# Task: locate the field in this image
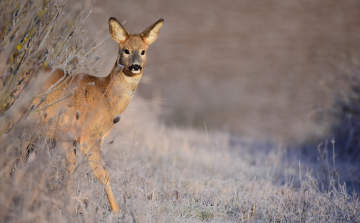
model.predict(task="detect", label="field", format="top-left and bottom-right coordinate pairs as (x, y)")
top-left (0, 0), bottom-right (360, 222)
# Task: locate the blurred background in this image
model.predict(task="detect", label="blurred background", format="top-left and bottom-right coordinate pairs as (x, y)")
top-left (85, 0), bottom-right (360, 143)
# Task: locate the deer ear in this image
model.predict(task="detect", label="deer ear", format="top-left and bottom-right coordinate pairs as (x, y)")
top-left (140, 18), bottom-right (164, 45)
top-left (109, 17), bottom-right (129, 44)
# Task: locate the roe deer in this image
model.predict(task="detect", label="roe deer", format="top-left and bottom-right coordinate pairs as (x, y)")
top-left (29, 17), bottom-right (164, 213)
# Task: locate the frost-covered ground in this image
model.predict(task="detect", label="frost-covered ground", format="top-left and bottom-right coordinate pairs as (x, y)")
top-left (68, 98), bottom-right (359, 222)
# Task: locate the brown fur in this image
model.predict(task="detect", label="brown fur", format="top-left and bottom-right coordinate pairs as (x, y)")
top-left (31, 17), bottom-right (164, 213)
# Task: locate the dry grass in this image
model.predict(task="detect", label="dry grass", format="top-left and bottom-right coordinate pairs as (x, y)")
top-left (0, 0), bottom-right (359, 222)
top-left (58, 97), bottom-right (359, 222)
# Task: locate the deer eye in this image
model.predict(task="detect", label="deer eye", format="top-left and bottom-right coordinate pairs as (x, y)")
top-left (141, 50), bottom-right (145, 55)
top-left (124, 49), bottom-right (130, 54)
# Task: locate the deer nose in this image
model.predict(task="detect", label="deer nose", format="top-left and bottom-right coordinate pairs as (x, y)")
top-left (129, 64), bottom-right (142, 71)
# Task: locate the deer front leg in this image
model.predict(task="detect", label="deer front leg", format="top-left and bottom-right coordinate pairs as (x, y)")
top-left (84, 140), bottom-right (120, 214)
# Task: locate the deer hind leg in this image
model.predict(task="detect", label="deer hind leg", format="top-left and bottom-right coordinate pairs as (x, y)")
top-left (64, 141), bottom-right (77, 178)
top-left (56, 140), bottom-right (77, 195)
top-left (83, 140), bottom-right (120, 214)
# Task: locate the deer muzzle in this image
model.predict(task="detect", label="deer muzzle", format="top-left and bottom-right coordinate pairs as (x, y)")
top-left (129, 64), bottom-right (142, 74)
